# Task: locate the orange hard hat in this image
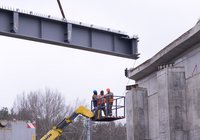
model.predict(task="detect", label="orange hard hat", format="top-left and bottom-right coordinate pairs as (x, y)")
top-left (106, 88), bottom-right (110, 92)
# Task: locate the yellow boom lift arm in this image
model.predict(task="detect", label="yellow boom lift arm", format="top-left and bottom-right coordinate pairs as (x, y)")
top-left (40, 106), bottom-right (94, 140)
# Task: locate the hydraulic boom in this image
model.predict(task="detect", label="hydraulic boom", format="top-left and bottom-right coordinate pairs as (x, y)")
top-left (40, 106), bottom-right (94, 140)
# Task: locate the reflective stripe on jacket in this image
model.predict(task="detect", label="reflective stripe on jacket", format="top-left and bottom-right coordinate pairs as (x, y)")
top-left (97, 95), bottom-right (106, 105)
top-left (107, 92), bottom-right (114, 103)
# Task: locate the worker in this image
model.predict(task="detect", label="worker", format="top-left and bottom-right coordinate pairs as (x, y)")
top-left (92, 90), bottom-right (98, 108)
top-left (96, 90), bottom-right (106, 119)
top-left (105, 88), bottom-right (114, 116)
top-left (96, 92), bottom-right (101, 119)
top-left (92, 90), bottom-right (98, 118)
top-left (100, 90), bottom-right (106, 116)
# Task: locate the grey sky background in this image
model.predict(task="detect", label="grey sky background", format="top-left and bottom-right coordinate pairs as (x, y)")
top-left (0, 0), bottom-right (200, 109)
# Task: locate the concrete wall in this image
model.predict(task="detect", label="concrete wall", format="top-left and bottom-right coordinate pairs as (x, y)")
top-left (126, 66), bottom-right (190, 140)
top-left (158, 67), bottom-right (188, 140)
top-left (174, 42), bottom-right (200, 79)
top-left (126, 87), bottom-right (149, 140)
top-left (174, 42), bottom-right (200, 140)
top-left (0, 121), bottom-right (36, 140)
top-left (186, 73), bottom-right (200, 140)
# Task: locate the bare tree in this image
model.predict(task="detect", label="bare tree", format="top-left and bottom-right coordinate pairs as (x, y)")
top-left (91, 122), bottom-right (126, 140)
top-left (12, 88), bottom-right (71, 139)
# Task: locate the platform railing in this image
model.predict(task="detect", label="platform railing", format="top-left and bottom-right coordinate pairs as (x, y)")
top-left (91, 95), bottom-right (125, 121)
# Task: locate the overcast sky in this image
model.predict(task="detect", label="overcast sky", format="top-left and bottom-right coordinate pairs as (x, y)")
top-left (1, 0), bottom-right (200, 109)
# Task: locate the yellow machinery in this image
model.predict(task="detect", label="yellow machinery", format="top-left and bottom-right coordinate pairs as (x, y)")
top-left (40, 106), bottom-right (94, 140)
top-left (40, 95), bottom-right (125, 140)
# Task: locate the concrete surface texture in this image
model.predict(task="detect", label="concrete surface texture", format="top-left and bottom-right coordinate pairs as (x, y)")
top-left (0, 121), bottom-right (35, 140)
top-left (126, 87), bottom-right (149, 140)
top-left (126, 21), bottom-right (200, 140)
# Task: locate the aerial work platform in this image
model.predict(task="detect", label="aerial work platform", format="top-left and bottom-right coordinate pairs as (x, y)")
top-left (91, 96), bottom-right (125, 122)
top-left (93, 115), bottom-right (125, 122)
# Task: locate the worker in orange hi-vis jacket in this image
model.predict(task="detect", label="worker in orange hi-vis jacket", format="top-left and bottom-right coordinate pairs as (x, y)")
top-left (99, 90), bottom-right (106, 116)
top-left (105, 88), bottom-right (114, 116)
top-left (96, 90), bottom-right (106, 119)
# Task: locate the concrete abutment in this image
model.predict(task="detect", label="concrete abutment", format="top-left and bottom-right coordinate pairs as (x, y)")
top-left (126, 67), bottom-right (188, 140)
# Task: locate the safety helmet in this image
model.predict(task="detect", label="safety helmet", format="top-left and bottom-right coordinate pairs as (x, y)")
top-left (106, 88), bottom-right (110, 92)
top-left (93, 90), bottom-right (97, 94)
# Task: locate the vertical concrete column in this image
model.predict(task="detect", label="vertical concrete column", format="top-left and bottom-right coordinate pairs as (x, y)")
top-left (126, 87), bottom-right (149, 140)
top-left (157, 67), bottom-right (187, 140)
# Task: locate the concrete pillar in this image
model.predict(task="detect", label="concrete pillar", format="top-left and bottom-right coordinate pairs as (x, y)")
top-left (157, 67), bottom-right (188, 140)
top-left (126, 87), bottom-right (149, 140)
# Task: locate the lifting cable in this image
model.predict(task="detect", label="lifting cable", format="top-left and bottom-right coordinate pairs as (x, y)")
top-left (122, 59), bottom-right (137, 96)
top-left (117, 59), bottom-right (137, 106)
top-left (57, 0), bottom-right (66, 20)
